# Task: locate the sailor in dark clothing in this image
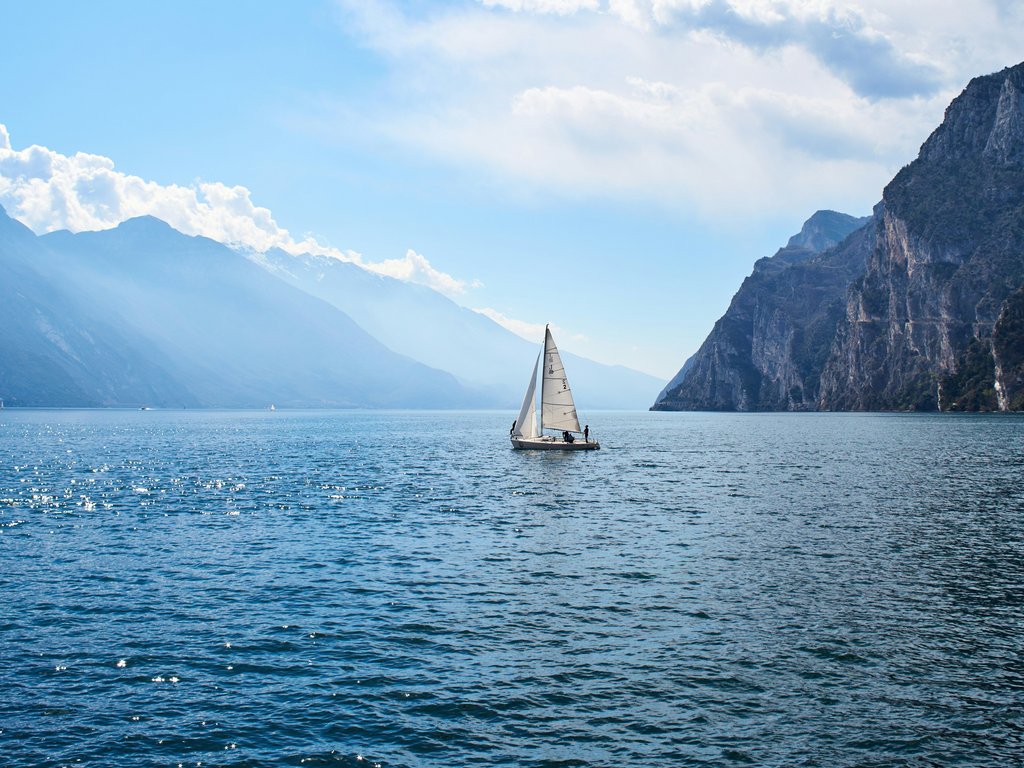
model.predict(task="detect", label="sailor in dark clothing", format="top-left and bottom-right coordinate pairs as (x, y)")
top-left (584, 424), bottom-right (589, 442)
top-left (510, 420), bottom-right (516, 436)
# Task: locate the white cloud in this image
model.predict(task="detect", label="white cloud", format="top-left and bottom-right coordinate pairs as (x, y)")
top-left (483, 0), bottom-right (600, 14)
top-left (473, 308), bottom-right (587, 345)
top-left (331, 0), bottom-right (1023, 217)
top-left (474, 307), bottom-right (546, 340)
top-left (351, 248), bottom-right (482, 297)
top-left (390, 68), bottom-right (940, 216)
top-left (0, 124), bottom-right (477, 296)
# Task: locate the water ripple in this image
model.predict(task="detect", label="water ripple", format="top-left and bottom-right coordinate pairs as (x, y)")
top-left (0, 410), bottom-right (1022, 766)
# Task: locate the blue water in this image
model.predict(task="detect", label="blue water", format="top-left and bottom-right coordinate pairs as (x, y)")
top-left (1, 410), bottom-right (1022, 767)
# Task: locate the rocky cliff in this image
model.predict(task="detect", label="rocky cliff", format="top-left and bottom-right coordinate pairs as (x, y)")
top-left (653, 210), bottom-right (870, 410)
top-left (820, 63), bottom-right (1024, 410)
top-left (655, 61), bottom-right (1024, 412)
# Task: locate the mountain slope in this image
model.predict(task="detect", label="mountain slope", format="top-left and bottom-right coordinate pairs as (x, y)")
top-left (0, 212), bottom-right (472, 408)
top-left (250, 248), bottom-right (663, 409)
top-left (0, 208), bottom-right (196, 406)
top-left (653, 210), bottom-right (871, 410)
top-left (656, 61), bottom-right (1024, 413)
top-left (820, 62), bottom-right (1024, 410)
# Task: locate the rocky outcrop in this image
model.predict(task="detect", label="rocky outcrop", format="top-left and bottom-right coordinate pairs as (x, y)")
top-left (819, 63), bottom-right (1024, 410)
top-left (655, 61), bottom-right (1024, 412)
top-left (991, 287), bottom-right (1024, 409)
top-left (652, 211), bottom-right (871, 411)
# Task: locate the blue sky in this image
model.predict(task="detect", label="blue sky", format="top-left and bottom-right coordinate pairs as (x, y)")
top-left (1, 1), bottom-right (1022, 378)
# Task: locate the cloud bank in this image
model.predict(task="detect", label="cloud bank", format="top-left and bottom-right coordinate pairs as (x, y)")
top-left (332, 0), bottom-right (1023, 217)
top-left (0, 125), bottom-right (476, 297)
top-left (481, 0), bottom-right (943, 99)
top-left (351, 248), bottom-right (482, 297)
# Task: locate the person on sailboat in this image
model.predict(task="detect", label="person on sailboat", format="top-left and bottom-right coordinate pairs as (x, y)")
top-left (584, 425), bottom-right (589, 443)
top-left (510, 419), bottom-right (517, 436)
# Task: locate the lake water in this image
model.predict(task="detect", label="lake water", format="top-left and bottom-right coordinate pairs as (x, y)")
top-left (1, 409), bottom-right (1022, 767)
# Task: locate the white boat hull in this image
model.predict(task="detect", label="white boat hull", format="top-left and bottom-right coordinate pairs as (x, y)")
top-left (511, 436), bottom-right (600, 451)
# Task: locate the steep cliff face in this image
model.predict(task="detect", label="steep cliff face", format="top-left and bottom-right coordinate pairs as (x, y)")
top-left (656, 61), bottom-right (1024, 412)
top-left (653, 211), bottom-right (870, 410)
top-left (991, 287), bottom-right (1024, 409)
top-left (819, 63), bottom-right (1024, 410)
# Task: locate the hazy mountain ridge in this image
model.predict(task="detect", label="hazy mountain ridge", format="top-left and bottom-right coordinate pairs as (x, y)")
top-left (0, 207), bottom-right (660, 409)
top-left (0, 209), bottom-right (197, 407)
top-left (0, 211), bottom-right (472, 408)
top-left (655, 61), bottom-right (1024, 412)
top-left (249, 247), bottom-right (663, 409)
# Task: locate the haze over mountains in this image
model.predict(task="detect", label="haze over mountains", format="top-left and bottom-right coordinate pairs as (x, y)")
top-left (655, 61), bottom-right (1024, 412)
top-left (7, 59), bottom-right (1024, 413)
top-left (251, 248), bottom-right (662, 408)
top-left (0, 207), bottom-right (661, 409)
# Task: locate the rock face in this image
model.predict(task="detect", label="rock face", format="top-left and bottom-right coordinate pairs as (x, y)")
top-left (655, 61), bottom-right (1024, 412)
top-left (820, 63), bottom-right (1024, 411)
top-left (653, 210), bottom-right (870, 411)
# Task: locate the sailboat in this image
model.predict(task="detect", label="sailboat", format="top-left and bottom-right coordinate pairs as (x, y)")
top-left (510, 325), bottom-right (599, 451)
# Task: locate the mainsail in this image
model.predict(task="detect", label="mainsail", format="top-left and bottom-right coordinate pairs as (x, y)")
top-left (541, 326), bottom-right (582, 433)
top-left (512, 352), bottom-right (539, 438)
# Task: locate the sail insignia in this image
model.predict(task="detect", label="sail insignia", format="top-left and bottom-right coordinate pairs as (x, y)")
top-left (540, 326), bottom-right (581, 433)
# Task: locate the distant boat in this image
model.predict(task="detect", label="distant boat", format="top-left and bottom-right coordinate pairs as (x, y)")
top-left (269, 404), bottom-right (276, 411)
top-left (139, 406), bottom-right (151, 411)
top-left (510, 325), bottom-right (599, 451)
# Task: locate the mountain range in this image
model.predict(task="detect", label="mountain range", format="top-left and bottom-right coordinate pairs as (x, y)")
top-left (0, 207), bottom-right (661, 409)
top-left (7, 59), bottom-right (1024, 413)
top-left (655, 61), bottom-right (1024, 412)
top-left (249, 247), bottom-right (661, 408)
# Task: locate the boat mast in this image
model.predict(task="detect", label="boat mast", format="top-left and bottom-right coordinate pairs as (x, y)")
top-left (540, 324), bottom-right (548, 434)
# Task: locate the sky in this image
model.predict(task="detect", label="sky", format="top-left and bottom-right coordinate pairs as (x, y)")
top-left (1, 1), bottom-right (1022, 379)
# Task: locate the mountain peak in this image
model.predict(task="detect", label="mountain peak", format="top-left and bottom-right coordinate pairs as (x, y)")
top-left (786, 210), bottom-right (871, 252)
top-left (751, 209), bottom-right (869, 276)
top-left (38, 214), bottom-right (196, 251)
top-left (0, 203), bottom-right (43, 244)
top-left (919, 60), bottom-right (1024, 165)
top-left (115, 215), bottom-right (180, 236)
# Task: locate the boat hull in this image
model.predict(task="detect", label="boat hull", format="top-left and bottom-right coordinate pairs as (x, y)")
top-left (511, 437), bottom-right (600, 451)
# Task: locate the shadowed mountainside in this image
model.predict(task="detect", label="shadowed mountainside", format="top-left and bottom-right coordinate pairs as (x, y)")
top-left (653, 210), bottom-right (870, 410)
top-left (1, 208), bottom-right (659, 409)
top-left (655, 61), bottom-right (1024, 412)
top-left (0, 210), bottom-right (471, 408)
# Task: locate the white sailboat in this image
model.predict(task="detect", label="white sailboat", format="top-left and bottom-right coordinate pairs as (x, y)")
top-left (510, 325), bottom-right (599, 451)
